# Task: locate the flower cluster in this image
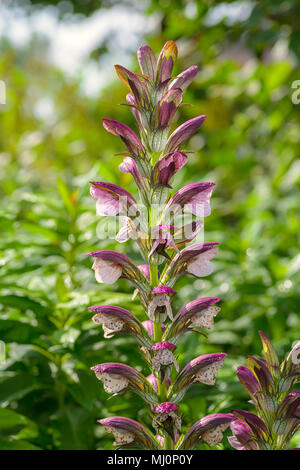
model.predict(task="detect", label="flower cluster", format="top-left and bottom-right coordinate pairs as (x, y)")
top-left (229, 332), bottom-right (300, 450)
top-left (88, 40), bottom-right (235, 450)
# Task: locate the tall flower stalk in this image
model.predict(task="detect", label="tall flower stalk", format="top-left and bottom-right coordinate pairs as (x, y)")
top-left (229, 332), bottom-right (300, 450)
top-left (88, 41), bottom-right (234, 450)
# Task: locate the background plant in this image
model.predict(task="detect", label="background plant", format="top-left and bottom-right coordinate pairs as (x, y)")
top-left (0, 0), bottom-right (299, 450)
top-left (229, 332), bottom-right (300, 450)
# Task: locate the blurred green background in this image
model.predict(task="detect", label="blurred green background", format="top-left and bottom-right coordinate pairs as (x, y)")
top-left (0, 0), bottom-right (299, 450)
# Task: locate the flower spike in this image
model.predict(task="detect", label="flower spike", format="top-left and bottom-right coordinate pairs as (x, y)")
top-left (88, 40), bottom-right (236, 451)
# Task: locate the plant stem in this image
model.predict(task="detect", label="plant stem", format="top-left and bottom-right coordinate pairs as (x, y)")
top-left (150, 264), bottom-right (158, 288)
top-left (148, 170), bottom-right (174, 450)
top-left (164, 435), bottom-right (174, 450)
top-left (150, 264), bottom-right (172, 448)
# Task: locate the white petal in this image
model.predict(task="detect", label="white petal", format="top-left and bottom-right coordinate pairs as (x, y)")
top-left (96, 195), bottom-right (121, 216)
top-left (202, 426), bottom-right (224, 446)
top-left (187, 247), bottom-right (218, 277)
top-left (148, 294), bottom-right (172, 321)
top-left (116, 225), bottom-right (131, 243)
top-left (154, 349), bottom-right (174, 366)
top-left (93, 313), bottom-right (124, 337)
top-left (92, 258), bottom-right (122, 284)
top-left (165, 301), bottom-right (174, 321)
top-left (132, 289), bottom-right (138, 300)
top-left (192, 306), bottom-right (220, 329)
top-left (104, 427), bottom-right (134, 446)
top-left (148, 301), bottom-right (156, 321)
top-left (170, 411), bottom-right (181, 431)
top-left (116, 217), bottom-right (137, 243)
top-left (195, 360), bottom-right (224, 385)
top-left (185, 188), bottom-right (213, 217)
top-left (152, 355), bottom-right (161, 371)
top-left (173, 356), bottom-right (179, 372)
top-left (98, 372), bottom-right (129, 393)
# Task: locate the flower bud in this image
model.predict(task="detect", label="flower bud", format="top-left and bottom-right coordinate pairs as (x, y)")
top-left (156, 41), bottom-right (178, 84)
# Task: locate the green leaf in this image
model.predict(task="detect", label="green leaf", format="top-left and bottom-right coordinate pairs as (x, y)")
top-left (0, 407), bottom-right (29, 429)
top-left (0, 439), bottom-right (40, 450)
top-left (0, 320), bottom-right (41, 343)
top-left (0, 295), bottom-right (52, 317)
top-left (55, 405), bottom-right (94, 450)
top-left (0, 374), bottom-right (38, 403)
top-left (57, 177), bottom-right (77, 219)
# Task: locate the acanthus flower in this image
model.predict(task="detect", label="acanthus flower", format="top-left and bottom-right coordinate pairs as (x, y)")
top-left (91, 362), bottom-right (157, 404)
top-left (165, 115), bottom-right (206, 153)
top-left (228, 419), bottom-right (258, 450)
top-left (98, 417), bottom-right (161, 449)
top-left (154, 88), bottom-right (183, 130)
top-left (148, 286), bottom-right (176, 322)
top-left (119, 156), bottom-right (149, 201)
top-left (155, 40), bottom-right (178, 85)
top-left (164, 297), bottom-right (220, 343)
top-left (168, 65), bottom-right (198, 92)
top-left (177, 413), bottom-right (235, 449)
top-left (161, 242), bottom-right (219, 286)
top-left (150, 341), bottom-right (179, 373)
top-left (169, 353), bottom-right (226, 402)
top-left (152, 402), bottom-right (181, 438)
top-left (149, 223), bottom-right (203, 263)
top-left (90, 181), bottom-right (136, 217)
top-left (115, 216), bottom-right (138, 243)
top-left (163, 182), bottom-right (215, 219)
top-left (115, 65), bottom-right (150, 109)
top-left (89, 304), bottom-right (152, 347)
top-left (149, 225), bottom-right (179, 261)
top-left (86, 250), bottom-right (150, 302)
top-left (274, 390), bottom-right (300, 438)
top-left (236, 366), bottom-right (261, 403)
top-left (137, 44), bottom-right (156, 81)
